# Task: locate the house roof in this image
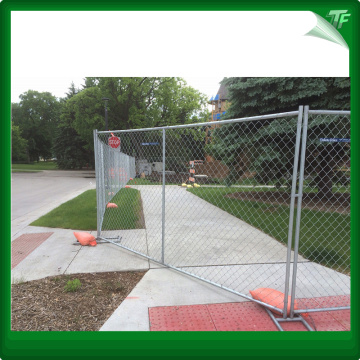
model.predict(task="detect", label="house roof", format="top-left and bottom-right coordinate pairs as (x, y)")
top-left (209, 81), bottom-right (229, 103)
top-left (216, 82), bottom-right (229, 100)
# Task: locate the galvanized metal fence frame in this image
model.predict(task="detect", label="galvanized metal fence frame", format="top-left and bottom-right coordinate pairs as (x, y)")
top-left (290, 107), bottom-right (351, 320)
top-left (93, 130), bottom-right (136, 236)
top-left (94, 106), bottom-right (350, 329)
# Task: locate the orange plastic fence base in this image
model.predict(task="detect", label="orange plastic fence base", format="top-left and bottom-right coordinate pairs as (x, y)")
top-left (73, 232), bottom-right (97, 246)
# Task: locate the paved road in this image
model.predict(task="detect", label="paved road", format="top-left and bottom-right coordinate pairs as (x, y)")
top-left (11, 170), bottom-right (96, 237)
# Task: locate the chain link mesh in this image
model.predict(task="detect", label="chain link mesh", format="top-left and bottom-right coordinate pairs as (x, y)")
top-left (294, 110), bottom-right (350, 313)
top-left (94, 107), bottom-right (350, 317)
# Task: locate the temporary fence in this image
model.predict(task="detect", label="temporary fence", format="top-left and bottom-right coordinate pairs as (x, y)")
top-left (93, 132), bottom-right (136, 234)
top-left (290, 109), bottom-right (350, 320)
top-left (94, 106), bottom-right (350, 330)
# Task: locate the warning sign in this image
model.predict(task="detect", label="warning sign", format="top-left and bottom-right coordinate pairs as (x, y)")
top-left (109, 135), bottom-right (121, 148)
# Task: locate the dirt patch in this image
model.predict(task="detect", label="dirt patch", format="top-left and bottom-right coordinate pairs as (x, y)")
top-left (225, 191), bottom-right (350, 214)
top-left (11, 271), bottom-right (146, 331)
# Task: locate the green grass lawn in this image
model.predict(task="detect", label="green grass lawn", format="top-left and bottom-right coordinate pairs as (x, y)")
top-left (126, 176), bottom-right (350, 196)
top-left (188, 187), bottom-right (350, 272)
top-left (102, 188), bottom-right (144, 230)
top-left (31, 188), bottom-right (143, 231)
top-left (127, 178), bottom-right (154, 185)
top-left (127, 178), bottom-right (184, 186)
top-left (12, 161), bottom-right (58, 172)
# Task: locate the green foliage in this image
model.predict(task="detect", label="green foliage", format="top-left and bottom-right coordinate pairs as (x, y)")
top-left (52, 83), bottom-right (94, 169)
top-left (164, 128), bottom-right (207, 172)
top-left (52, 77), bottom-right (209, 169)
top-left (11, 122), bottom-right (28, 162)
top-left (11, 90), bottom-right (62, 161)
top-left (65, 81), bottom-right (80, 99)
top-left (88, 77), bottom-right (209, 130)
top-left (207, 78), bottom-right (350, 190)
top-left (64, 278), bottom-right (82, 293)
top-left (60, 86), bottom-right (104, 149)
top-left (223, 77), bottom-right (350, 119)
top-left (53, 125), bottom-right (93, 169)
top-left (12, 78), bottom-right (210, 170)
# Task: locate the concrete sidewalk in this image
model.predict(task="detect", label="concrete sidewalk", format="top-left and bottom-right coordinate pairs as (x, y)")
top-left (10, 171), bottom-right (250, 331)
top-left (99, 185), bottom-right (350, 331)
top-left (11, 177), bottom-right (350, 331)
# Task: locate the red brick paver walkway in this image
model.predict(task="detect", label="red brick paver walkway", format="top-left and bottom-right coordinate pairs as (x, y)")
top-left (149, 296), bottom-right (350, 331)
top-left (11, 232), bottom-right (54, 269)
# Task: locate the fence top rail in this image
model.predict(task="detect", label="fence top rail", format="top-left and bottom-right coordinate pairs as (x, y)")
top-left (96, 110), bottom-right (300, 134)
top-left (308, 110), bottom-right (350, 115)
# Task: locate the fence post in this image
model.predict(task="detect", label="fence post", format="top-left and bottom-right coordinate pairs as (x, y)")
top-left (283, 106), bottom-right (303, 318)
top-left (93, 129), bottom-right (101, 239)
top-left (161, 128), bottom-right (166, 263)
top-left (289, 105), bottom-right (309, 318)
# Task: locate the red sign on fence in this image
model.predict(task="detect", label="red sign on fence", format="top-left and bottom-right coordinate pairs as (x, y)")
top-left (109, 135), bottom-right (121, 149)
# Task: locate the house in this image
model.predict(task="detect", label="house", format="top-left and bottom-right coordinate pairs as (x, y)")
top-left (205, 82), bottom-right (230, 161)
top-left (209, 82), bottom-right (230, 123)
top-left (192, 82), bottom-right (231, 180)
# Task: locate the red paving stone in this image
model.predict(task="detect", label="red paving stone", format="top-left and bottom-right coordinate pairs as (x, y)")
top-left (305, 310), bottom-right (348, 331)
top-left (331, 309), bottom-right (351, 331)
top-left (149, 295), bottom-right (350, 331)
top-left (207, 302), bottom-right (277, 331)
top-left (296, 295), bottom-right (350, 331)
top-left (149, 304), bottom-right (216, 331)
top-left (313, 294), bottom-right (350, 308)
top-left (11, 232), bottom-right (53, 269)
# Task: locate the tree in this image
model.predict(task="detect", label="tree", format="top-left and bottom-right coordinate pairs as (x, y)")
top-left (11, 122), bottom-right (28, 162)
top-left (53, 125), bottom-right (92, 169)
top-left (65, 81), bottom-right (80, 99)
top-left (11, 90), bottom-right (62, 161)
top-left (207, 77), bottom-right (350, 197)
top-left (223, 77), bottom-right (350, 118)
top-left (61, 86), bottom-right (104, 150)
top-left (84, 77), bottom-right (209, 130)
top-left (52, 83), bottom-right (94, 169)
top-left (58, 77), bottom-right (209, 167)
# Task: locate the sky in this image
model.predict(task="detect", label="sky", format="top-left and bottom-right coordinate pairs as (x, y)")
top-left (11, 11), bottom-right (349, 103)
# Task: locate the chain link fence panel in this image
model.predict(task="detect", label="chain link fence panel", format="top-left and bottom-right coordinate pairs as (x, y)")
top-left (291, 109), bottom-right (350, 317)
top-left (94, 106), bottom-right (350, 320)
